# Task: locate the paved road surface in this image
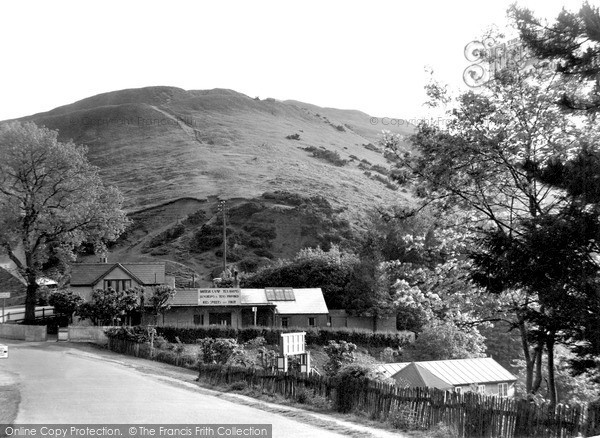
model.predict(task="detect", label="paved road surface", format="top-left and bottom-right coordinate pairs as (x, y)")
top-left (0, 341), bottom-right (400, 438)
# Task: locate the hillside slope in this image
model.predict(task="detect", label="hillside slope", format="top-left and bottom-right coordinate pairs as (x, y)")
top-left (16, 87), bottom-right (414, 216)
top-left (4, 86), bottom-right (417, 282)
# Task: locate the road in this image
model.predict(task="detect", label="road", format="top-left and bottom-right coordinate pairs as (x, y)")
top-left (0, 341), bottom-right (403, 438)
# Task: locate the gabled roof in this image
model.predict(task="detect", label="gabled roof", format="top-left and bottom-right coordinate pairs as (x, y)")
top-left (373, 362), bottom-right (410, 378)
top-left (386, 358), bottom-right (517, 387)
top-left (70, 262), bottom-right (166, 286)
top-left (395, 362), bottom-right (454, 390)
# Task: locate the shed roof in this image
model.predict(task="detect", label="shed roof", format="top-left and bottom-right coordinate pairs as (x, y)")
top-left (70, 263), bottom-right (166, 286)
top-left (382, 358), bottom-right (517, 386)
top-left (373, 362), bottom-right (410, 378)
top-left (395, 362), bottom-right (454, 390)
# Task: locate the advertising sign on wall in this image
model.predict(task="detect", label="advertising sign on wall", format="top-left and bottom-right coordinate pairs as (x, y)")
top-left (198, 288), bottom-right (241, 306)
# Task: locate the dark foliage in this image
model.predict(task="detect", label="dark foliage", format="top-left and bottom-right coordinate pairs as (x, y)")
top-left (155, 325), bottom-right (411, 349)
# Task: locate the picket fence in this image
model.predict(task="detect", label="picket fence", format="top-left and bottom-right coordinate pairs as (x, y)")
top-left (106, 338), bottom-right (600, 438)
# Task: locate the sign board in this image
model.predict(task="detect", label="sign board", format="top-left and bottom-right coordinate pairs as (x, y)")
top-left (280, 332), bottom-right (306, 356)
top-left (0, 292), bottom-right (10, 299)
top-left (198, 288), bottom-right (241, 306)
top-left (0, 344), bottom-right (7, 359)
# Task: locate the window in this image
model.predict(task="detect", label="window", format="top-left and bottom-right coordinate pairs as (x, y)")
top-left (281, 317), bottom-right (289, 328)
top-left (454, 387), bottom-right (462, 394)
top-left (308, 317), bottom-right (316, 327)
top-left (477, 385), bottom-right (486, 394)
top-left (209, 312), bottom-right (231, 326)
top-left (103, 279), bottom-right (132, 291)
top-left (498, 383), bottom-right (509, 397)
top-left (193, 314), bottom-right (204, 325)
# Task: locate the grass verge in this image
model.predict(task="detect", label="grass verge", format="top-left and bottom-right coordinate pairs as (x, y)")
top-left (0, 384), bottom-right (20, 425)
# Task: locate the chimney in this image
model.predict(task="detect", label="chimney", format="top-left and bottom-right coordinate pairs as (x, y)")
top-left (100, 254), bottom-right (108, 264)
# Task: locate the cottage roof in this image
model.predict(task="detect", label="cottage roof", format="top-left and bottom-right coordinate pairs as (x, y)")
top-left (70, 263), bottom-right (166, 286)
top-left (168, 288), bottom-right (328, 314)
top-left (268, 288), bottom-right (328, 315)
top-left (383, 358), bottom-right (517, 386)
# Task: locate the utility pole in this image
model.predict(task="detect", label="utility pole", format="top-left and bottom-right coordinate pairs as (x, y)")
top-left (218, 200), bottom-right (227, 275)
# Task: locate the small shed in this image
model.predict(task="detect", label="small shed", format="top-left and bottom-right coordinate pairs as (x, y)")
top-left (375, 358), bottom-right (517, 397)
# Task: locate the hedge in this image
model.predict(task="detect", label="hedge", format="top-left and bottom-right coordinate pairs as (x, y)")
top-left (155, 325), bottom-right (412, 348)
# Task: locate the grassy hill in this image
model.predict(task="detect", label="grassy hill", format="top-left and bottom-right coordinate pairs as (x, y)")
top-left (17, 86), bottom-right (414, 213)
top-left (6, 86), bottom-right (417, 282)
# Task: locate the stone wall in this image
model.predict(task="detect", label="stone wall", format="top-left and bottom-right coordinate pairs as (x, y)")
top-left (0, 324), bottom-right (47, 341)
top-left (67, 326), bottom-right (110, 344)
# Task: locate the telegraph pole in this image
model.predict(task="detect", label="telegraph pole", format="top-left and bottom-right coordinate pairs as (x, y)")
top-left (218, 200), bottom-right (227, 275)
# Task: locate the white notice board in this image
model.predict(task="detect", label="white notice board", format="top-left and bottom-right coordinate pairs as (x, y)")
top-left (198, 288), bottom-right (241, 306)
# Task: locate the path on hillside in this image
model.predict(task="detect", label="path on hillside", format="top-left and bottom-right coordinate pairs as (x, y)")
top-left (0, 340), bottom-right (406, 438)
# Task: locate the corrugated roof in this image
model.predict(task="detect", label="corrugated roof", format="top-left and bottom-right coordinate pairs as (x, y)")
top-left (395, 363), bottom-right (454, 390)
top-left (70, 263), bottom-right (165, 286)
top-left (271, 288), bottom-right (329, 315)
top-left (373, 362), bottom-right (410, 378)
top-left (391, 358), bottom-right (517, 386)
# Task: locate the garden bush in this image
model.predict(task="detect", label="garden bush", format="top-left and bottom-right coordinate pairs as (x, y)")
top-left (155, 326), bottom-right (411, 349)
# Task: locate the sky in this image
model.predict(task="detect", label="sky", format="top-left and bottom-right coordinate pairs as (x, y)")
top-left (0, 0), bottom-right (580, 122)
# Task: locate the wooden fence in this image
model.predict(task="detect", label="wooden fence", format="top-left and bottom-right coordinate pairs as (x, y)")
top-left (106, 338), bottom-right (600, 437)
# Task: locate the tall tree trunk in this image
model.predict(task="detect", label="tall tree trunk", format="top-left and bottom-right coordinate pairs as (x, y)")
top-left (24, 270), bottom-right (38, 324)
top-left (532, 342), bottom-right (544, 393)
top-left (519, 318), bottom-right (535, 394)
top-left (546, 333), bottom-right (557, 408)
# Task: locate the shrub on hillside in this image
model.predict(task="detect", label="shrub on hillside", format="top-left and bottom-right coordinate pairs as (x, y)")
top-left (147, 223), bottom-right (185, 248)
top-left (184, 209), bottom-right (207, 226)
top-left (363, 143), bottom-right (382, 153)
top-left (190, 224), bottom-right (223, 252)
top-left (252, 248), bottom-right (274, 259)
top-left (323, 340), bottom-right (357, 376)
top-left (303, 146), bottom-right (348, 167)
top-left (370, 164), bottom-right (389, 176)
top-left (285, 133), bottom-right (301, 140)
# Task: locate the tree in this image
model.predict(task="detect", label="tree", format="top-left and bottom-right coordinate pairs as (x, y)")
top-left (242, 245), bottom-right (391, 314)
top-left (145, 285), bottom-right (176, 325)
top-left (48, 289), bottom-right (83, 323)
top-left (510, 2), bottom-right (600, 111)
top-left (75, 287), bottom-right (140, 326)
top-left (408, 319), bottom-right (486, 361)
top-left (386, 57), bottom-right (600, 405)
top-left (0, 122), bottom-right (129, 323)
